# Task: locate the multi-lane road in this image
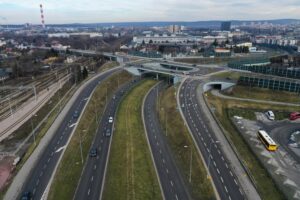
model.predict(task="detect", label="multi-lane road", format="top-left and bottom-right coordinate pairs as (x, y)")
top-left (143, 83), bottom-right (191, 200)
top-left (18, 68), bottom-right (121, 200)
top-left (179, 79), bottom-right (244, 200)
top-left (74, 79), bottom-right (139, 200)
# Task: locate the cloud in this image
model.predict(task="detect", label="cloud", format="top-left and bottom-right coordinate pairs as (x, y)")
top-left (0, 0), bottom-right (300, 24)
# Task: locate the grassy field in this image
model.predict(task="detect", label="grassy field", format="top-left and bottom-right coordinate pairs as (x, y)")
top-left (48, 71), bottom-right (133, 200)
top-left (97, 61), bottom-right (119, 73)
top-left (212, 71), bottom-right (241, 80)
top-left (206, 92), bottom-right (288, 200)
top-left (158, 86), bottom-right (216, 200)
top-left (225, 85), bottom-right (300, 104)
top-left (102, 80), bottom-right (162, 200)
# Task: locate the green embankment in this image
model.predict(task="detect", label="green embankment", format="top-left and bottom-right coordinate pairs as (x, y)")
top-left (158, 86), bottom-right (216, 200)
top-left (48, 71), bottom-right (133, 200)
top-left (102, 80), bottom-right (162, 200)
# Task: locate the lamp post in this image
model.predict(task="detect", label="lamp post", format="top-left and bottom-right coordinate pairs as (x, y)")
top-left (31, 114), bottom-right (38, 145)
top-left (207, 140), bottom-right (220, 178)
top-left (79, 130), bottom-right (87, 164)
top-left (184, 145), bottom-right (192, 183)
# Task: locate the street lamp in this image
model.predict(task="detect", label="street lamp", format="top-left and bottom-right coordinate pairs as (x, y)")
top-left (161, 108), bottom-right (167, 136)
top-left (207, 140), bottom-right (220, 178)
top-left (184, 145), bottom-right (192, 183)
top-left (79, 130), bottom-right (87, 164)
top-left (31, 114), bottom-right (38, 146)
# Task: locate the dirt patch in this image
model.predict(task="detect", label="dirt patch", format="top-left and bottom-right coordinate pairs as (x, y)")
top-left (0, 156), bottom-right (15, 191)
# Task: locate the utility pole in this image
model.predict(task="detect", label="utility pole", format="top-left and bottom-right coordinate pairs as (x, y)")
top-left (31, 114), bottom-right (37, 145)
top-left (7, 97), bottom-right (13, 118)
top-left (184, 145), bottom-right (192, 183)
top-left (79, 131), bottom-right (84, 164)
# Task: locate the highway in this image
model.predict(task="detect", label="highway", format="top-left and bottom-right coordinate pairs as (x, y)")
top-left (143, 83), bottom-right (191, 200)
top-left (179, 79), bottom-right (244, 200)
top-left (18, 68), bottom-right (121, 200)
top-left (73, 78), bottom-right (139, 200)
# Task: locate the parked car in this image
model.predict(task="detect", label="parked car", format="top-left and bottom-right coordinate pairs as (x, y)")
top-left (290, 112), bottom-right (300, 120)
top-left (265, 111), bottom-right (275, 121)
top-left (89, 148), bottom-right (97, 157)
top-left (109, 116), bottom-right (113, 123)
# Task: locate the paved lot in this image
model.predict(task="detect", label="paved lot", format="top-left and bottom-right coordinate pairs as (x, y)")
top-left (233, 114), bottom-right (300, 199)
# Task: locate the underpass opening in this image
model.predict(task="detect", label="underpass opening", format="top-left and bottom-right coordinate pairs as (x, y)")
top-left (203, 81), bottom-right (236, 92)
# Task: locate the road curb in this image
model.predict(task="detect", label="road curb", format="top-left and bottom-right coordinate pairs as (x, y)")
top-left (198, 80), bottom-right (261, 200)
top-left (142, 81), bottom-right (166, 200)
top-left (176, 78), bottom-right (221, 200)
top-left (98, 76), bottom-right (140, 200)
top-left (4, 67), bottom-right (121, 200)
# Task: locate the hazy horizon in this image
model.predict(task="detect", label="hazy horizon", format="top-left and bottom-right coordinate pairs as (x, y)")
top-left (1, 0), bottom-right (300, 24)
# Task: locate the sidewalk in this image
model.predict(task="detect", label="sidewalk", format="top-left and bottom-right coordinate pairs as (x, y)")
top-left (196, 80), bottom-right (261, 200)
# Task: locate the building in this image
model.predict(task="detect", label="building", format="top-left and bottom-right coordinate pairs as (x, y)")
top-left (133, 34), bottom-right (202, 44)
top-left (168, 25), bottom-right (181, 33)
top-left (214, 48), bottom-right (231, 57)
top-left (221, 21), bottom-right (231, 31)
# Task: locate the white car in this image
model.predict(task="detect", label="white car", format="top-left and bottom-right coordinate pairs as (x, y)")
top-left (108, 117), bottom-right (113, 123)
top-left (265, 111), bottom-right (275, 121)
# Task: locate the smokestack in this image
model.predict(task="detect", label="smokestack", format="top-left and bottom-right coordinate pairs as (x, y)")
top-left (40, 4), bottom-right (45, 29)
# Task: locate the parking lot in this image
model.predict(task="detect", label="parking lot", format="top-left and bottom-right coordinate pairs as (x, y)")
top-left (232, 113), bottom-right (300, 199)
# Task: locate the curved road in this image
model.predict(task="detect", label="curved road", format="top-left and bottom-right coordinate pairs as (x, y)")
top-left (143, 83), bottom-right (191, 200)
top-left (74, 79), bottom-right (139, 200)
top-left (17, 68), bottom-right (121, 200)
top-left (179, 79), bottom-right (244, 200)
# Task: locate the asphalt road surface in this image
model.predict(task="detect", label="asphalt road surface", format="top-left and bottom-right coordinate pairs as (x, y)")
top-left (19, 68), bottom-right (121, 200)
top-left (143, 83), bottom-right (191, 200)
top-left (179, 79), bottom-right (244, 200)
top-left (74, 79), bottom-right (140, 200)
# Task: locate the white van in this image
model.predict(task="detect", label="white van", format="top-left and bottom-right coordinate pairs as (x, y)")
top-left (265, 111), bottom-right (275, 121)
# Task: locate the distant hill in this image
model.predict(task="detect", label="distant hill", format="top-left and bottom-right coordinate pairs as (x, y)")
top-left (4, 19), bottom-right (300, 29)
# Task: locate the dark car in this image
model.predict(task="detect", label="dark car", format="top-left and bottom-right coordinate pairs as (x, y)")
top-left (20, 192), bottom-right (31, 200)
top-left (73, 111), bottom-right (79, 119)
top-left (106, 129), bottom-right (111, 137)
top-left (89, 148), bottom-right (97, 157)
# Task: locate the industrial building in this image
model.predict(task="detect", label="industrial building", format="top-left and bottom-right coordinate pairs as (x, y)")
top-left (221, 21), bottom-right (231, 31)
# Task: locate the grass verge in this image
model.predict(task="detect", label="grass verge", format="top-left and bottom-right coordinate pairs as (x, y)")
top-left (98, 61), bottom-right (119, 73)
top-left (206, 92), bottom-right (287, 200)
top-left (102, 79), bottom-right (162, 200)
top-left (158, 86), bottom-right (216, 200)
top-left (225, 85), bottom-right (300, 104)
top-left (47, 71), bottom-right (133, 200)
top-left (212, 71), bottom-right (241, 80)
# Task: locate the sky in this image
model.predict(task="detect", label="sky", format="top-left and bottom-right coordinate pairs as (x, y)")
top-left (0, 0), bottom-right (300, 24)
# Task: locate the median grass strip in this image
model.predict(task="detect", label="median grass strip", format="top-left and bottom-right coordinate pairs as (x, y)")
top-left (158, 86), bottom-right (216, 200)
top-left (102, 79), bottom-right (162, 200)
top-left (48, 71), bottom-right (133, 200)
top-left (206, 92), bottom-right (286, 200)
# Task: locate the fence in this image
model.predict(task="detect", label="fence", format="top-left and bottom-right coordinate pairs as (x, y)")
top-left (238, 76), bottom-right (300, 93)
